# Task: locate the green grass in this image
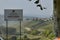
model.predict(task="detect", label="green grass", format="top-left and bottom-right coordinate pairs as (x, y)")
top-left (23, 20), bottom-right (55, 40)
top-left (5, 20), bottom-right (55, 40)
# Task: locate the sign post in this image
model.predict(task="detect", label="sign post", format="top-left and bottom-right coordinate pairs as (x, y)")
top-left (6, 20), bottom-right (8, 40)
top-left (20, 20), bottom-right (21, 40)
top-left (4, 9), bottom-right (23, 40)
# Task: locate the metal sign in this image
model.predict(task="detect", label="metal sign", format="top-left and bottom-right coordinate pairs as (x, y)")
top-left (4, 9), bottom-right (23, 21)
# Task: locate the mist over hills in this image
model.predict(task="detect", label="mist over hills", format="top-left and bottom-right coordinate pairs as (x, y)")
top-left (0, 15), bottom-right (4, 26)
top-left (0, 15), bottom-right (52, 26)
top-left (0, 15), bottom-right (35, 27)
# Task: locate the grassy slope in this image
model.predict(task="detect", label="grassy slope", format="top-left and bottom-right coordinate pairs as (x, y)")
top-left (23, 20), bottom-right (55, 40)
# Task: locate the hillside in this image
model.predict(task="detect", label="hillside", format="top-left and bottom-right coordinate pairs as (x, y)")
top-left (0, 15), bottom-right (55, 40)
top-left (22, 19), bottom-right (55, 40)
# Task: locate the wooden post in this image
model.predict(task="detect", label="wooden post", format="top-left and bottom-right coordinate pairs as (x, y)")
top-left (20, 20), bottom-right (21, 40)
top-left (54, 0), bottom-right (60, 37)
top-left (6, 20), bottom-right (8, 40)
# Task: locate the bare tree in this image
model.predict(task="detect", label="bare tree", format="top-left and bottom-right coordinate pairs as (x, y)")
top-left (28, 0), bottom-right (46, 10)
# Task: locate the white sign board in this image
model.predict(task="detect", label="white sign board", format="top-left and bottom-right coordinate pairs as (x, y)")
top-left (4, 9), bottom-right (23, 21)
